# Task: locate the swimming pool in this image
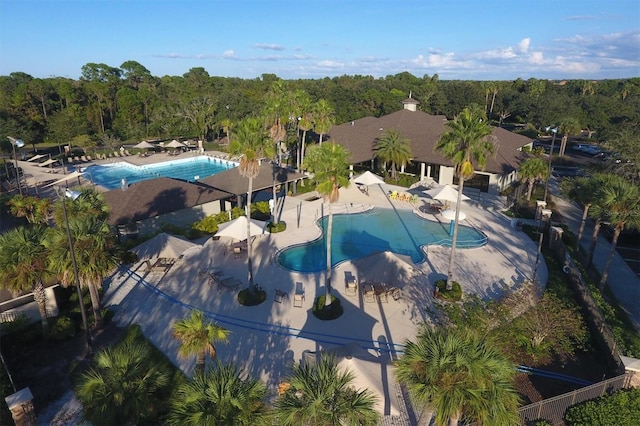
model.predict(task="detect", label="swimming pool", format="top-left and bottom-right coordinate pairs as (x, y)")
top-left (84, 156), bottom-right (237, 189)
top-left (277, 208), bottom-right (488, 272)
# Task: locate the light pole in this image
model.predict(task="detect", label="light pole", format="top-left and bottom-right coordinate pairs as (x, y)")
top-left (542, 126), bottom-right (558, 203)
top-left (59, 187), bottom-right (93, 356)
top-left (7, 137), bottom-right (25, 195)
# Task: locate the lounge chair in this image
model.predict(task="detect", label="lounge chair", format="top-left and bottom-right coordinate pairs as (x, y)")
top-left (275, 289), bottom-right (288, 303)
top-left (390, 190), bottom-right (398, 200)
top-left (293, 282), bottom-right (305, 307)
top-left (363, 284), bottom-right (376, 303)
top-left (387, 286), bottom-right (401, 301)
top-left (125, 150), bottom-right (132, 156)
top-left (345, 272), bottom-right (358, 296)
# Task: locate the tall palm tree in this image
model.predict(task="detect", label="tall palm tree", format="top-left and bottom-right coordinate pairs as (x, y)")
top-left (313, 98), bottom-right (335, 145)
top-left (173, 310), bottom-right (231, 374)
top-left (296, 90), bottom-right (313, 171)
top-left (274, 356), bottom-right (379, 426)
top-left (560, 175), bottom-right (605, 252)
top-left (395, 327), bottom-right (520, 426)
top-left (303, 142), bottom-right (351, 307)
top-left (558, 117), bottom-right (582, 157)
top-left (435, 106), bottom-right (497, 289)
top-left (263, 81), bottom-right (289, 225)
top-left (519, 157), bottom-right (548, 201)
top-left (374, 129), bottom-right (413, 181)
top-left (596, 178), bottom-right (640, 290)
top-left (167, 362), bottom-right (268, 426)
top-left (0, 226), bottom-right (51, 335)
top-left (230, 117), bottom-right (273, 291)
top-left (584, 174), bottom-right (623, 269)
top-left (45, 212), bottom-right (117, 328)
top-left (76, 341), bottom-right (171, 426)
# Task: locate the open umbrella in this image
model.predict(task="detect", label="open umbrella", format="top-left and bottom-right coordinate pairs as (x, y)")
top-left (131, 232), bottom-right (199, 260)
top-left (215, 216), bottom-right (270, 240)
top-left (441, 208), bottom-right (467, 235)
top-left (353, 171), bottom-right (384, 186)
top-left (133, 140), bottom-right (158, 150)
top-left (166, 140), bottom-right (185, 149)
top-left (44, 170), bottom-right (85, 187)
top-left (424, 184), bottom-right (470, 207)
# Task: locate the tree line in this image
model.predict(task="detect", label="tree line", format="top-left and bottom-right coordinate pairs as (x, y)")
top-left (1, 61), bottom-right (639, 155)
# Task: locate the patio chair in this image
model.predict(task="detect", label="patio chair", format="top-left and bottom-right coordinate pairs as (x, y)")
top-left (345, 272), bottom-right (358, 296)
top-left (293, 282), bottom-right (305, 307)
top-left (363, 285), bottom-right (376, 303)
top-left (233, 247), bottom-right (242, 258)
top-left (387, 286), bottom-right (401, 301)
top-left (275, 289), bottom-right (288, 303)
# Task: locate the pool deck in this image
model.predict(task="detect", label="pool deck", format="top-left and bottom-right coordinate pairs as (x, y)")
top-left (100, 178), bottom-right (546, 422)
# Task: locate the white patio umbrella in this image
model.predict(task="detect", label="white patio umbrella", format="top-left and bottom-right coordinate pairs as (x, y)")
top-left (215, 216), bottom-right (270, 240)
top-left (44, 170), bottom-right (85, 187)
top-left (166, 140), bottom-right (185, 149)
top-left (132, 140), bottom-right (158, 150)
top-left (424, 184), bottom-right (470, 207)
top-left (441, 208), bottom-right (467, 236)
top-left (353, 171), bottom-right (384, 186)
top-left (131, 232), bottom-right (199, 260)
top-left (26, 154), bottom-right (47, 162)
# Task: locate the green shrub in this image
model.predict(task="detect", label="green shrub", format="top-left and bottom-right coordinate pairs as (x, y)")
top-left (0, 312), bottom-right (30, 334)
top-left (251, 201), bottom-right (271, 218)
top-left (48, 316), bottom-right (76, 340)
top-left (237, 287), bottom-right (267, 306)
top-left (312, 294), bottom-right (343, 320)
top-left (435, 279), bottom-right (462, 302)
top-left (267, 221), bottom-right (287, 233)
top-left (564, 388), bottom-right (640, 426)
top-left (192, 215), bottom-right (219, 233)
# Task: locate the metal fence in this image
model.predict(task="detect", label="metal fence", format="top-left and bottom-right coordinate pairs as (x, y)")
top-left (518, 373), bottom-right (632, 425)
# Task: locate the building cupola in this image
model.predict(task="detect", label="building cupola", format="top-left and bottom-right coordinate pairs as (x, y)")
top-left (402, 91), bottom-right (420, 112)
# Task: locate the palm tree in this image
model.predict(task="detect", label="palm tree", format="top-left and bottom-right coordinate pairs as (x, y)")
top-left (584, 174), bottom-right (623, 269)
top-left (0, 226), bottom-right (51, 335)
top-left (45, 211), bottom-right (117, 328)
top-left (6, 195), bottom-right (51, 224)
top-left (167, 362), bottom-right (268, 426)
top-left (560, 175), bottom-right (605, 252)
top-left (76, 341), bottom-right (171, 425)
top-left (296, 90), bottom-right (313, 170)
top-left (596, 178), bottom-right (640, 290)
top-left (263, 81), bottom-right (289, 225)
top-left (173, 310), bottom-right (231, 374)
top-left (374, 129), bottom-right (413, 181)
top-left (519, 157), bottom-right (548, 201)
top-left (274, 356), bottom-right (379, 426)
top-left (313, 98), bottom-right (335, 145)
top-left (229, 117), bottom-right (273, 291)
top-left (395, 327), bottom-right (520, 426)
top-left (435, 106), bottom-right (497, 289)
top-left (558, 117), bottom-right (582, 157)
top-left (303, 142), bottom-right (351, 307)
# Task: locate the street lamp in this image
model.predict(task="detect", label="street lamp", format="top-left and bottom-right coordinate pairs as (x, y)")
top-left (542, 126), bottom-right (558, 203)
top-left (59, 187), bottom-right (93, 356)
top-left (7, 137), bottom-right (25, 195)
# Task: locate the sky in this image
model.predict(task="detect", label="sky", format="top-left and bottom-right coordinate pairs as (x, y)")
top-left (1, 0), bottom-right (639, 81)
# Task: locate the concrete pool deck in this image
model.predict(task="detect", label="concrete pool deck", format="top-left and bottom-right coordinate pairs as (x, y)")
top-left (100, 179), bottom-right (546, 422)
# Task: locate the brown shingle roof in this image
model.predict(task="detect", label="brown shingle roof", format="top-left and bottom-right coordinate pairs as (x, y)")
top-left (103, 177), bottom-right (230, 226)
top-left (199, 162), bottom-right (306, 195)
top-left (325, 109), bottom-right (530, 174)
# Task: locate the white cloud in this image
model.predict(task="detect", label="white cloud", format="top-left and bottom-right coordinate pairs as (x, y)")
top-left (223, 50), bottom-right (235, 59)
top-left (529, 51), bottom-right (545, 65)
top-left (517, 38), bottom-right (531, 53)
top-left (253, 43), bottom-right (285, 51)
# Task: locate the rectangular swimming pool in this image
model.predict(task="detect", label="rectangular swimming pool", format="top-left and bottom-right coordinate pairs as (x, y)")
top-left (84, 156), bottom-right (237, 189)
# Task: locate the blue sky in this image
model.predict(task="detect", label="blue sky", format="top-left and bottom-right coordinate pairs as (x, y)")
top-left (1, 0), bottom-right (638, 81)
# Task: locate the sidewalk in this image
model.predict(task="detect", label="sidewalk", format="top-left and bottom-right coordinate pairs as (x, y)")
top-left (548, 178), bottom-right (640, 333)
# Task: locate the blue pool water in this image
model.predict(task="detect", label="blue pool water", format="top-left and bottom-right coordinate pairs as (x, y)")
top-left (84, 157), bottom-right (237, 189)
top-left (277, 208), bottom-right (487, 273)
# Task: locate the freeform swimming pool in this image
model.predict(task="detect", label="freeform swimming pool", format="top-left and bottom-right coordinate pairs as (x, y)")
top-left (84, 156), bottom-right (237, 189)
top-left (277, 208), bottom-right (488, 273)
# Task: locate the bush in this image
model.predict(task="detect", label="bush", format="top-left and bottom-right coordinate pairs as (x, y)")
top-left (237, 287), bottom-right (267, 306)
top-left (0, 312), bottom-right (30, 334)
top-left (435, 279), bottom-right (462, 302)
top-left (564, 388), bottom-right (640, 426)
top-left (48, 316), bottom-right (76, 340)
top-left (312, 294), bottom-right (343, 320)
top-left (267, 221), bottom-right (287, 233)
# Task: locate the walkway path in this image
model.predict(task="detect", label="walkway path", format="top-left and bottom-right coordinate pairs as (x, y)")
top-left (547, 178), bottom-right (640, 333)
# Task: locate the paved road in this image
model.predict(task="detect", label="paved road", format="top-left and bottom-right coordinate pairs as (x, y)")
top-left (548, 177), bottom-right (640, 333)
